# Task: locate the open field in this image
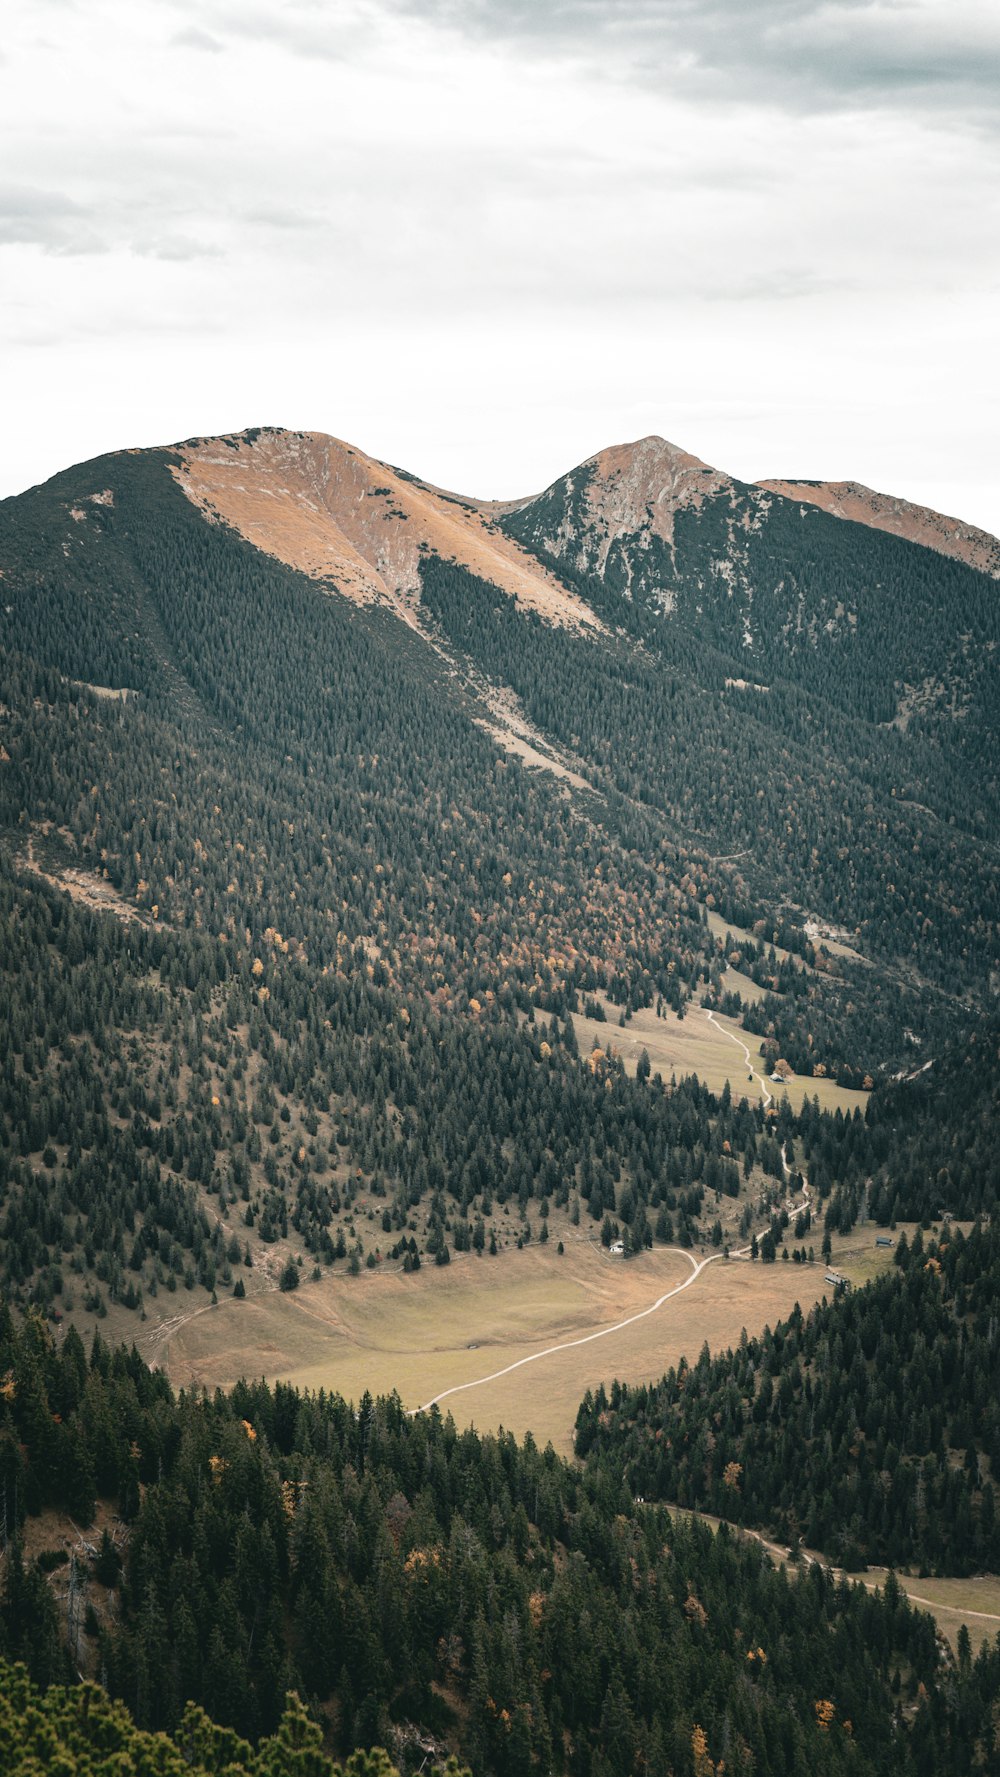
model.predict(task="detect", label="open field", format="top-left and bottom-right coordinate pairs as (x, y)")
top-left (831, 1218), bottom-right (971, 1289)
top-left (720, 963), bottom-right (769, 1005)
top-left (155, 1232), bottom-right (889, 1455)
top-left (129, 1216), bottom-right (907, 1429)
top-left (138, 1228), bottom-right (1000, 1653)
top-left (571, 1000), bottom-right (871, 1117)
top-left (707, 908), bottom-right (803, 968)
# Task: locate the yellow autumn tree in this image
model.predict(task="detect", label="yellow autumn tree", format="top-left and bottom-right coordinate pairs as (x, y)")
top-left (691, 1723), bottom-right (722, 1776)
top-left (815, 1698), bottom-right (836, 1733)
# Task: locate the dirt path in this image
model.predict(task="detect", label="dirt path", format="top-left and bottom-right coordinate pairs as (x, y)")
top-left (702, 1008), bottom-right (812, 1255)
top-left (414, 1248), bottom-right (723, 1412)
top-left (140, 1300), bottom-right (220, 1364)
top-left (898, 1591), bottom-right (1000, 1622)
top-left (410, 1122), bottom-right (820, 1413)
top-left (655, 1503), bottom-right (1000, 1650)
top-left (704, 1007), bottom-right (772, 1107)
top-left (741, 1528), bottom-right (1000, 1629)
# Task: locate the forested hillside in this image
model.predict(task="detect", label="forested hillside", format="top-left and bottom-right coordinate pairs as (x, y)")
top-left (3, 1310), bottom-right (1000, 1776)
top-left (420, 549), bottom-right (997, 997)
top-left (0, 1660), bottom-right (461, 1777)
top-left (576, 1218), bottom-right (1000, 1576)
top-left (0, 429), bottom-right (997, 1311)
top-left (0, 447), bottom-right (719, 1310)
top-left (501, 444), bottom-right (1000, 786)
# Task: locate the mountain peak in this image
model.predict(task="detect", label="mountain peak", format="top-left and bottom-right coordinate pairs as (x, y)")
top-left (588, 433), bottom-right (719, 473)
top-left (511, 434), bottom-right (733, 583)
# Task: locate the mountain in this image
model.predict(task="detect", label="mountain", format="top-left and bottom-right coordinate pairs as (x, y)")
top-left (3, 425), bottom-right (1000, 1774)
top-left (171, 428), bottom-right (601, 632)
top-left (498, 433), bottom-right (1000, 734)
top-left (0, 423), bottom-right (998, 1328)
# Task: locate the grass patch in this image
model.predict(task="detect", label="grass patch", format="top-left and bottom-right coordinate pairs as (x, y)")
top-left (157, 1238), bottom-right (844, 1456)
top-left (571, 1001), bottom-right (870, 1117)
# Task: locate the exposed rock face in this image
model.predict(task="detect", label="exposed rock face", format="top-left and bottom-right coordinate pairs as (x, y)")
top-left (757, 478), bottom-right (1000, 579)
top-left (172, 428), bottom-right (604, 633)
top-left (576, 436), bottom-right (732, 564)
top-left (498, 435), bottom-right (787, 637)
top-left (496, 438), bottom-right (1000, 745)
top-left (500, 435), bottom-right (733, 592)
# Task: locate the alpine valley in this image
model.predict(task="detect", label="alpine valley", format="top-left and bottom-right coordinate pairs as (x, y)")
top-left (1, 427), bottom-right (999, 1777)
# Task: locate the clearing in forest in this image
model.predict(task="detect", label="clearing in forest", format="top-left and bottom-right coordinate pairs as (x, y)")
top-left (155, 1228), bottom-right (889, 1455)
top-left (571, 1000), bottom-right (871, 1117)
top-left (843, 1569), bottom-right (1000, 1655)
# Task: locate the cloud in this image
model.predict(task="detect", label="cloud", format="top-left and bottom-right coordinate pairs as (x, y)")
top-left (171, 26), bottom-right (224, 53)
top-left (0, 185), bottom-right (223, 263)
top-left (159, 0), bottom-right (1000, 135)
top-left (170, 0), bottom-right (381, 64)
top-left (241, 205), bottom-right (325, 232)
top-left (385, 0), bottom-right (1000, 118)
top-left (131, 233), bottom-right (224, 261)
top-left (0, 184), bottom-right (106, 254)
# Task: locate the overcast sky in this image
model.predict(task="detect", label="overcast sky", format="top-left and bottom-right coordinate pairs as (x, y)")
top-left (3, 0), bottom-right (999, 531)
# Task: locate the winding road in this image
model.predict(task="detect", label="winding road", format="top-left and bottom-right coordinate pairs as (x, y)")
top-left (413, 1247), bottom-right (723, 1414)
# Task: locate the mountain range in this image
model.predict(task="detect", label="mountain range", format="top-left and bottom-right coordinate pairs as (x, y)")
top-left (0, 422), bottom-right (995, 1286)
top-left (2, 422), bottom-right (997, 1060)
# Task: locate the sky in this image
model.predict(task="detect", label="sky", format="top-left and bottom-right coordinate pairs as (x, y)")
top-left (3, 0), bottom-right (999, 532)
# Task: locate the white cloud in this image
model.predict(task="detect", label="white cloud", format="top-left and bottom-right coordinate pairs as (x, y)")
top-left (387, 1), bottom-right (1000, 117)
top-left (171, 26), bottom-right (225, 53)
top-left (0, 0), bottom-right (997, 534)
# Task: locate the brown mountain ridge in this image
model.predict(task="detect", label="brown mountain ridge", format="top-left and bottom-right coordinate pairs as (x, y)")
top-left (170, 428), bottom-right (1000, 618)
top-left (757, 476), bottom-right (1000, 579)
top-left (172, 429), bottom-right (604, 635)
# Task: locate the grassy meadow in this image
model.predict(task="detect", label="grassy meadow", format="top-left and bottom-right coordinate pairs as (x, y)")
top-left (151, 1222), bottom-right (896, 1455)
top-left (571, 999), bottom-right (871, 1117)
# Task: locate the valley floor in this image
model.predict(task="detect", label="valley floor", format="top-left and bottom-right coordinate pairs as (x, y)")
top-left (147, 1225), bottom-right (890, 1454)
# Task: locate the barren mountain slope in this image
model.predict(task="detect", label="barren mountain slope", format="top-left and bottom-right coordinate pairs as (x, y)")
top-left (758, 478), bottom-right (1000, 578)
top-left (172, 427), bottom-right (603, 632)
